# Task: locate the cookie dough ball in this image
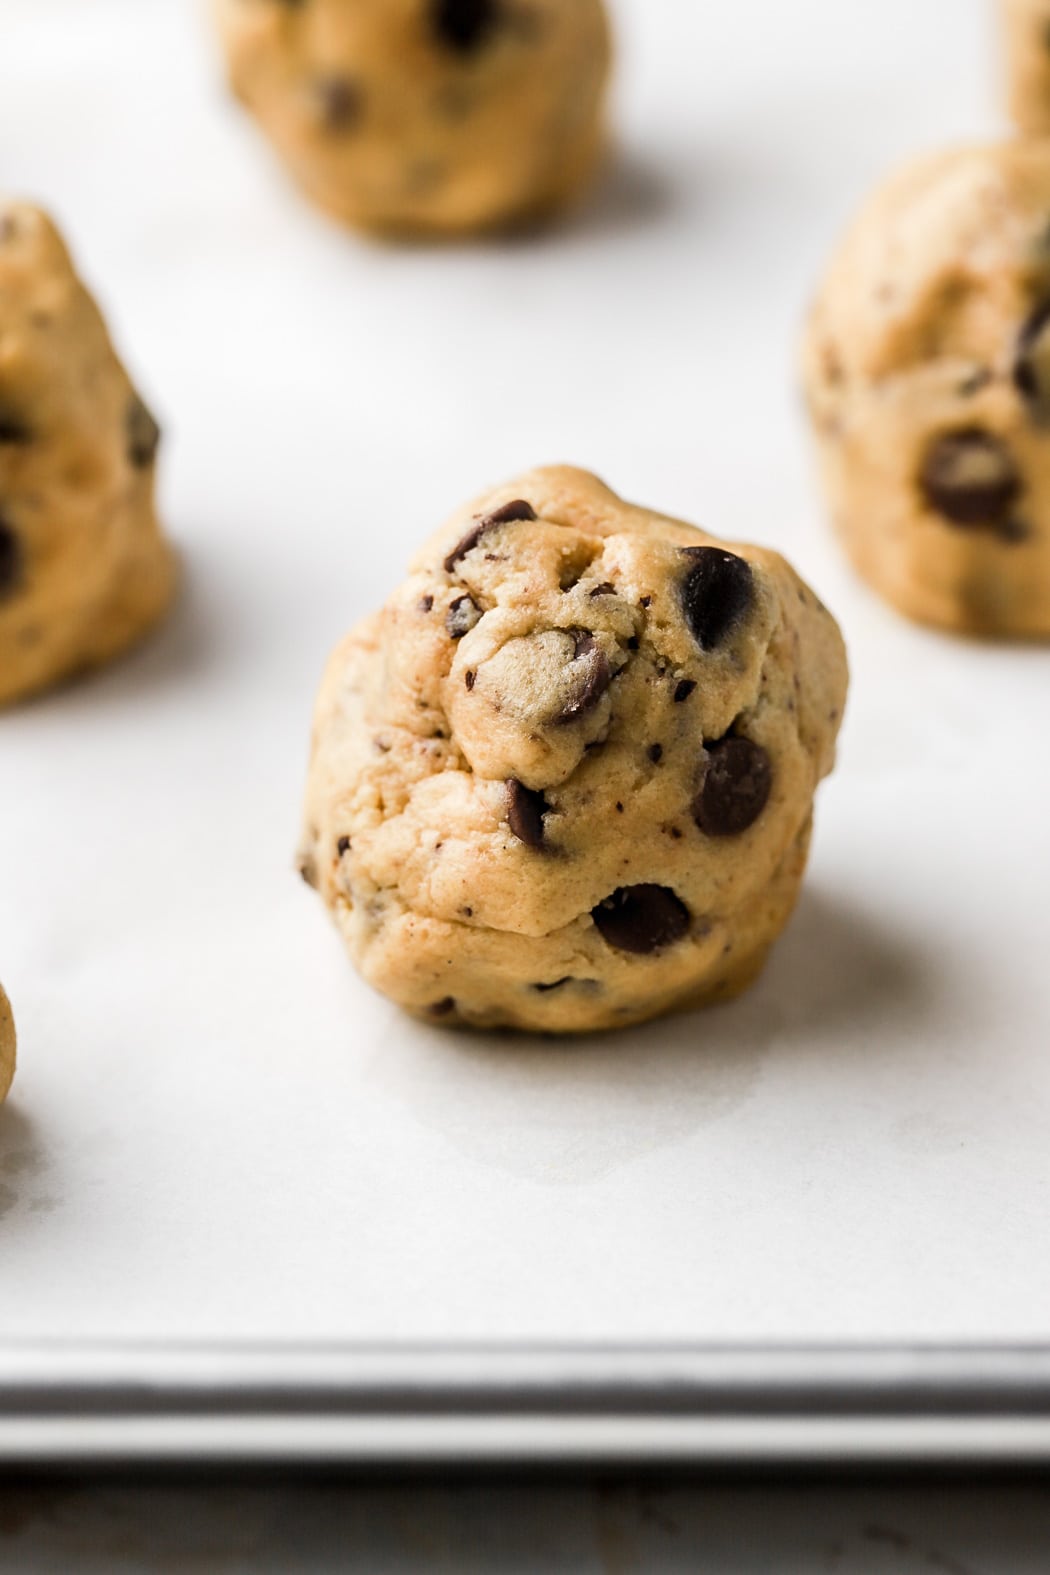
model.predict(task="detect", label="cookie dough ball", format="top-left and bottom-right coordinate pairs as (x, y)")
top-left (1003, 0), bottom-right (1050, 134)
top-left (299, 466), bottom-right (847, 1035)
top-left (803, 143), bottom-right (1050, 638)
top-left (214, 0), bottom-right (612, 236)
top-left (0, 204), bottom-right (176, 706)
top-left (0, 985), bottom-right (14, 1106)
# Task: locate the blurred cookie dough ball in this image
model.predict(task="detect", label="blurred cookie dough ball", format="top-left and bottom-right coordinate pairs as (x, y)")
top-left (299, 466), bottom-right (847, 1035)
top-left (804, 142), bottom-right (1050, 637)
top-left (1003, 0), bottom-right (1050, 133)
top-left (0, 985), bottom-right (14, 1105)
top-left (0, 203), bottom-right (176, 706)
top-left (214, 0), bottom-right (613, 236)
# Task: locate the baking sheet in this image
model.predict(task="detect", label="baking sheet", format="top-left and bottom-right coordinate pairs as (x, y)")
top-left (2, 0), bottom-right (1050, 1367)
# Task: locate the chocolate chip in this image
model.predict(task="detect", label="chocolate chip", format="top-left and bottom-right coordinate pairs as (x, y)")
top-left (431, 0), bottom-right (500, 52)
top-left (465, 670), bottom-right (476, 690)
top-left (126, 395), bottom-right (161, 469)
top-left (429, 997), bottom-right (456, 1017)
top-left (0, 517), bottom-right (21, 599)
top-left (443, 499), bottom-right (536, 574)
top-left (648, 743), bottom-right (663, 764)
top-left (694, 737), bottom-right (772, 838)
top-left (592, 886), bottom-right (690, 955)
top-left (589, 582), bottom-right (616, 598)
top-left (337, 836), bottom-right (352, 856)
top-left (674, 679), bottom-right (696, 703)
top-left (534, 977), bottom-right (573, 993)
top-left (554, 631), bottom-right (612, 726)
top-left (418, 594), bottom-right (434, 613)
top-left (639, 595), bottom-right (652, 608)
top-left (506, 779), bottom-right (548, 849)
top-left (314, 75), bottom-right (363, 131)
top-left (920, 429), bottom-right (1021, 527)
top-left (680, 548), bottom-right (754, 651)
top-left (0, 409), bottom-right (30, 444)
top-left (446, 593), bottom-right (482, 639)
top-left (1014, 300), bottom-right (1050, 415)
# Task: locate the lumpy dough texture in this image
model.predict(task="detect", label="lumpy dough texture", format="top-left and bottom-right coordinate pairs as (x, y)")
top-left (0, 204), bottom-right (175, 706)
top-left (0, 985), bottom-right (14, 1106)
top-left (1003, 0), bottom-right (1050, 133)
top-left (803, 143), bottom-right (1050, 638)
top-left (299, 466), bottom-right (848, 1035)
top-left (214, 0), bottom-right (612, 236)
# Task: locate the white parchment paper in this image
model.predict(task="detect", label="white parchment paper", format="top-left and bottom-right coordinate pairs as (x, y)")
top-left (2, 0), bottom-right (1048, 1344)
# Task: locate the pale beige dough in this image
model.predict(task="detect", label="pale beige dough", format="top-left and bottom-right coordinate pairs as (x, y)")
top-left (0, 203), bottom-right (176, 707)
top-left (0, 984), bottom-right (14, 1106)
top-left (300, 466), bottom-right (848, 1035)
top-left (214, 0), bottom-right (612, 236)
top-left (803, 142), bottom-right (1050, 638)
top-left (1003, 0), bottom-right (1050, 133)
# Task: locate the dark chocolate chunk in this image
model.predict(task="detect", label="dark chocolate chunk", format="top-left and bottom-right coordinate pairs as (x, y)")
top-left (648, 743), bottom-right (663, 764)
top-left (126, 395), bottom-right (161, 469)
top-left (0, 517), bottom-right (21, 599)
top-left (694, 737), bottom-right (772, 838)
top-left (920, 429), bottom-right (1021, 527)
top-left (337, 836), bottom-right (352, 856)
top-left (429, 997), bottom-right (456, 1017)
top-left (534, 977), bottom-right (573, 993)
top-left (554, 631), bottom-right (612, 725)
top-left (506, 779), bottom-right (548, 849)
top-left (446, 593), bottom-right (482, 639)
top-left (1014, 299), bottom-right (1050, 414)
top-left (0, 409), bottom-right (30, 444)
top-left (443, 499), bottom-right (537, 574)
top-left (431, 0), bottom-right (500, 53)
top-left (589, 582), bottom-right (616, 598)
top-left (680, 547), bottom-right (754, 651)
top-left (465, 669), bottom-right (476, 690)
top-left (639, 595), bottom-right (652, 608)
top-left (314, 75), bottom-right (363, 131)
top-left (674, 679), bottom-right (696, 703)
top-left (592, 885), bottom-right (690, 955)
top-left (418, 594), bottom-right (434, 613)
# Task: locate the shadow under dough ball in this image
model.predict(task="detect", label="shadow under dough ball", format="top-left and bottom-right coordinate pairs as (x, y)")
top-left (803, 140), bottom-right (1050, 639)
top-left (0, 203), bottom-right (176, 706)
top-left (0, 985), bottom-right (14, 1106)
top-left (213, 0), bottom-right (613, 236)
top-left (298, 465), bottom-right (848, 1035)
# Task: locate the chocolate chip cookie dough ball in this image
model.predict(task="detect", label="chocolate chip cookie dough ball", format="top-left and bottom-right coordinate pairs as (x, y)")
top-left (214, 0), bottom-right (612, 236)
top-left (803, 143), bottom-right (1050, 638)
top-left (299, 467), bottom-right (847, 1035)
top-left (1003, 0), bottom-right (1050, 134)
top-left (0, 985), bottom-right (14, 1106)
top-left (0, 204), bottom-right (175, 706)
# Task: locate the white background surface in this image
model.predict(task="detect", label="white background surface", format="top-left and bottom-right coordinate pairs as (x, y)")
top-left (3, 0), bottom-right (1050, 1358)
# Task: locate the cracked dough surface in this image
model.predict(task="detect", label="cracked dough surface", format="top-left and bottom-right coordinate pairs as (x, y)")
top-left (804, 142), bottom-right (1050, 639)
top-left (300, 466), bottom-right (848, 1035)
top-left (0, 203), bottom-right (175, 707)
top-left (0, 985), bottom-right (14, 1106)
top-left (214, 0), bottom-right (612, 236)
